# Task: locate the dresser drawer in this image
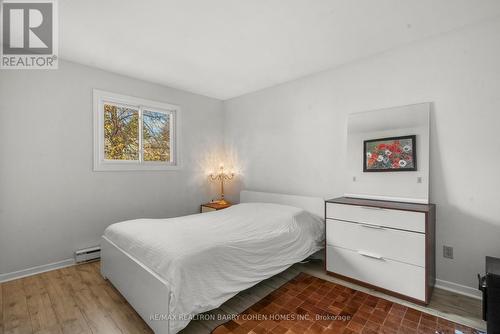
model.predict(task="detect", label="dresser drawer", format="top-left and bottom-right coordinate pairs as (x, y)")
top-left (326, 203), bottom-right (425, 233)
top-left (326, 245), bottom-right (425, 301)
top-left (326, 219), bottom-right (425, 267)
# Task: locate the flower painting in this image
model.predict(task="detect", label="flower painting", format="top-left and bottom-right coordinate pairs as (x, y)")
top-left (363, 135), bottom-right (417, 172)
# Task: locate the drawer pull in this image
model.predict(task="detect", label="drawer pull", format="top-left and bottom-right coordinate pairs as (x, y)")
top-left (360, 223), bottom-right (385, 230)
top-left (358, 250), bottom-right (384, 260)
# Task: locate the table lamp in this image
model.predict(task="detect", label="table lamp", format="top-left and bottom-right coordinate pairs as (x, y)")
top-left (209, 165), bottom-right (235, 205)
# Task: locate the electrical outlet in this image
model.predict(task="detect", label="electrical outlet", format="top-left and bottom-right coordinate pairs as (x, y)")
top-left (417, 176), bottom-right (422, 183)
top-left (352, 176), bottom-right (356, 182)
top-left (443, 245), bottom-right (454, 259)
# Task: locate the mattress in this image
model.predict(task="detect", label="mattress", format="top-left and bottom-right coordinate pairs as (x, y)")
top-left (103, 202), bottom-right (324, 333)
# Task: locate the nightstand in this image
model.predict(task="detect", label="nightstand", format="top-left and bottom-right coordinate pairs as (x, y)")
top-left (200, 202), bottom-right (231, 213)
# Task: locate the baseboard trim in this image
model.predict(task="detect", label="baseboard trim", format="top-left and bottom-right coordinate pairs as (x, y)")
top-left (0, 258), bottom-right (75, 283)
top-left (435, 278), bottom-right (482, 300)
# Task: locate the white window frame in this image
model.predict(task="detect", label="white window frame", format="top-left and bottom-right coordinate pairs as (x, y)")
top-left (93, 89), bottom-right (181, 171)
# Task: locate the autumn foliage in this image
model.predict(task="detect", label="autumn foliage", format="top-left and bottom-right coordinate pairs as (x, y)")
top-left (104, 104), bottom-right (170, 162)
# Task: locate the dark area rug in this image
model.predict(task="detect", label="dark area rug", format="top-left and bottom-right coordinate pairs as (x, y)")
top-left (212, 273), bottom-right (480, 334)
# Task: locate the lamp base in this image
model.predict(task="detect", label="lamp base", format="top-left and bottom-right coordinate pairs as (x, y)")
top-left (214, 199), bottom-right (231, 205)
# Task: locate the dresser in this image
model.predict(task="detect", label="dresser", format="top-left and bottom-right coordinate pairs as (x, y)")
top-left (325, 197), bottom-right (436, 305)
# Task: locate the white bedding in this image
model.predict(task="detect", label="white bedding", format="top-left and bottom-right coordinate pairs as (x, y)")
top-left (103, 202), bottom-right (324, 333)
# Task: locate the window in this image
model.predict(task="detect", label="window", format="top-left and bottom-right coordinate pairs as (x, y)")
top-left (93, 90), bottom-right (180, 171)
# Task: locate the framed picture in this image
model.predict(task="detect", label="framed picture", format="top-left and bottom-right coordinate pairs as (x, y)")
top-left (363, 135), bottom-right (417, 172)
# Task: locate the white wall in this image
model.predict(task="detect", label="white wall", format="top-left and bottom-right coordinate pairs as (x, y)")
top-left (0, 60), bottom-right (223, 275)
top-left (224, 19), bottom-right (500, 289)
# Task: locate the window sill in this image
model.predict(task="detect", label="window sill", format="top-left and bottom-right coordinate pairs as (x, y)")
top-left (93, 162), bottom-right (181, 171)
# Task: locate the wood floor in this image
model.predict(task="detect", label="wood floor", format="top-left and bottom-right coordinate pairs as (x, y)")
top-left (212, 273), bottom-right (481, 334)
top-left (295, 261), bottom-right (485, 331)
top-left (0, 260), bottom-right (485, 334)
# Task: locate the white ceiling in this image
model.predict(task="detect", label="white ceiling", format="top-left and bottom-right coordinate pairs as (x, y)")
top-left (60, 0), bottom-right (500, 100)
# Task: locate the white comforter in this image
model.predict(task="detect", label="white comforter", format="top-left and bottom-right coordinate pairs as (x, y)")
top-left (103, 202), bottom-right (324, 333)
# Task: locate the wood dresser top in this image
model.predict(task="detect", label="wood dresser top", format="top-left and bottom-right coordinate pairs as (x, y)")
top-left (325, 197), bottom-right (435, 213)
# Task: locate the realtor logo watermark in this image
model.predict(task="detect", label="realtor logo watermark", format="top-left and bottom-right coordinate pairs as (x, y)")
top-left (1, 0), bottom-right (58, 69)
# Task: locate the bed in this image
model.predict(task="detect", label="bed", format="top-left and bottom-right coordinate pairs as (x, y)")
top-left (101, 190), bottom-right (324, 334)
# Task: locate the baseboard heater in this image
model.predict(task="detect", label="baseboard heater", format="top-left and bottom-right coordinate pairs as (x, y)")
top-left (75, 246), bottom-right (101, 263)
